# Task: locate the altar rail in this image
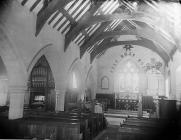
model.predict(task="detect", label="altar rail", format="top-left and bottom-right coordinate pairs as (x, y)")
top-left (116, 99), bottom-right (138, 111)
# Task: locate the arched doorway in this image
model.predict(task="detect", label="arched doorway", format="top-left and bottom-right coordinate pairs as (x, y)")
top-left (29, 55), bottom-right (55, 111)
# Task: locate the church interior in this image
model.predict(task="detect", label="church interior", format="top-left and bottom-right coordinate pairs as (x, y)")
top-left (0, 0), bottom-right (181, 139)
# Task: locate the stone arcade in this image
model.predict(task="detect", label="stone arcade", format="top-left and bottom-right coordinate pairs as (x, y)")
top-left (0, 0), bottom-right (181, 140)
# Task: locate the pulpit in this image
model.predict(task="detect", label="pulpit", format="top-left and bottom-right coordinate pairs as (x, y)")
top-left (159, 99), bottom-right (177, 119)
top-left (96, 93), bottom-right (115, 111)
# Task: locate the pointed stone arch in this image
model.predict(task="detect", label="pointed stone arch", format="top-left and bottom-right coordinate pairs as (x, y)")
top-left (27, 44), bottom-right (64, 111)
top-left (28, 55), bottom-right (56, 110)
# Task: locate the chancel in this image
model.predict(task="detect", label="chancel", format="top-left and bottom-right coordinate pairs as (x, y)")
top-left (0, 0), bottom-right (181, 139)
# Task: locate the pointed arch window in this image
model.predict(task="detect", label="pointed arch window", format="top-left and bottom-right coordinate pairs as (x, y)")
top-left (101, 76), bottom-right (109, 89)
top-left (119, 61), bottom-right (139, 93)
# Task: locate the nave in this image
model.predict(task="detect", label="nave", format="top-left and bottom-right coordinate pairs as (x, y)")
top-left (96, 109), bottom-right (181, 140)
top-left (0, 0), bottom-right (181, 139)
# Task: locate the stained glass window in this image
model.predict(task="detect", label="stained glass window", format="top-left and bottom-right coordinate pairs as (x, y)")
top-left (119, 61), bottom-right (139, 93)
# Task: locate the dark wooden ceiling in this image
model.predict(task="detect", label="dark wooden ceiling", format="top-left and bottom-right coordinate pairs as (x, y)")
top-left (19, 0), bottom-right (181, 63)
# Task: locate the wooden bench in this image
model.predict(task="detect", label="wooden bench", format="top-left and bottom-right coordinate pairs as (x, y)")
top-left (23, 110), bottom-right (107, 140)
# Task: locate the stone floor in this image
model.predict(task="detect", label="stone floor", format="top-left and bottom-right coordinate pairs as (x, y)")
top-left (94, 121), bottom-right (181, 140)
top-left (93, 126), bottom-right (119, 140)
top-left (93, 125), bottom-right (157, 140)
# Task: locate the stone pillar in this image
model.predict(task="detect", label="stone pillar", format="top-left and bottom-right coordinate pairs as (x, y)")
top-left (24, 89), bottom-right (30, 106)
top-left (8, 86), bottom-right (26, 120)
top-left (0, 78), bottom-right (8, 106)
top-left (138, 93), bottom-right (142, 118)
top-left (55, 89), bottom-right (65, 112)
top-left (170, 63), bottom-right (176, 100)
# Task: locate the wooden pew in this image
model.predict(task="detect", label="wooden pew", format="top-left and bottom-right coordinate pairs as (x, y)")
top-left (0, 109), bottom-right (107, 140)
top-left (119, 117), bottom-right (167, 140)
top-left (24, 111), bottom-right (90, 140)
top-left (124, 118), bottom-right (164, 129)
top-left (20, 118), bottom-right (81, 140)
top-left (23, 110), bottom-right (107, 140)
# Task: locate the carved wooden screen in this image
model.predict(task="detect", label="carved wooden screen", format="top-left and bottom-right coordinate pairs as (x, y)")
top-left (29, 55), bottom-right (55, 110)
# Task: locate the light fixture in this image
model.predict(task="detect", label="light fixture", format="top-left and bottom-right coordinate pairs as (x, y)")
top-left (132, 1), bottom-right (138, 8)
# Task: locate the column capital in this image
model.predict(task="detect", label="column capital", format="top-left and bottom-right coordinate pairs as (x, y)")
top-left (9, 85), bottom-right (27, 94)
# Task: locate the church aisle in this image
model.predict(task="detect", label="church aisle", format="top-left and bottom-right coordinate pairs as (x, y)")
top-left (93, 126), bottom-right (119, 140)
top-left (93, 123), bottom-right (155, 140)
top-left (93, 116), bottom-right (181, 140)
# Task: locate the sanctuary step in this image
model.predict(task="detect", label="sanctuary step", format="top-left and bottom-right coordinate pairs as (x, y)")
top-left (104, 113), bottom-right (126, 126)
top-left (94, 117), bottom-right (181, 140)
top-left (94, 125), bottom-right (155, 140)
top-left (107, 109), bottom-right (150, 118)
top-left (104, 109), bottom-right (149, 126)
top-left (121, 118), bottom-right (163, 130)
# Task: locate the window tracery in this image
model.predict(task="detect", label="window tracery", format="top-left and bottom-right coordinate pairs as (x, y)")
top-left (119, 61), bottom-right (139, 93)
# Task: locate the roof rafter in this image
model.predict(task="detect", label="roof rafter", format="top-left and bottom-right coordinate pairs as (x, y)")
top-left (64, 9), bottom-right (177, 51)
top-left (78, 19), bottom-right (176, 57)
top-left (35, 0), bottom-right (72, 36)
top-left (80, 21), bottom-right (111, 57)
top-left (64, 3), bottom-right (103, 51)
top-left (90, 38), bottom-right (170, 63)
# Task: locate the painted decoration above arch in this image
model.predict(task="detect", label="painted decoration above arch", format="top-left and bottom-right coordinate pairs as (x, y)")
top-left (97, 45), bottom-right (165, 74)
